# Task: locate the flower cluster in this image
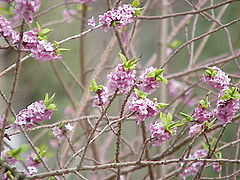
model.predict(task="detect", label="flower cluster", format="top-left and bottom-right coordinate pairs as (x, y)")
top-left (188, 124), bottom-right (202, 137)
top-left (92, 86), bottom-right (109, 107)
top-left (99, 4), bottom-right (136, 31)
top-left (22, 29), bottom-right (61, 61)
top-left (129, 93), bottom-right (158, 124)
top-left (192, 104), bottom-right (212, 123)
top-left (52, 123), bottom-right (74, 140)
top-left (0, 0), bottom-right (13, 3)
top-left (214, 97), bottom-right (239, 124)
top-left (138, 66), bottom-right (162, 94)
top-left (13, 100), bottom-right (53, 130)
top-left (0, 16), bottom-right (19, 43)
top-left (202, 66), bottom-right (231, 91)
top-left (149, 121), bottom-right (175, 146)
top-left (107, 64), bottom-right (136, 94)
top-left (15, 0), bottom-right (41, 22)
top-left (180, 149), bottom-right (207, 179)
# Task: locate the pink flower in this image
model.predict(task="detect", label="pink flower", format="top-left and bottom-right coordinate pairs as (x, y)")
top-left (13, 100), bottom-right (53, 130)
top-left (202, 66), bottom-right (230, 91)
top-left (188, 124), bottom-right (202, 137)
top-left (192, 104), bottom-right (212, 123)
top-left (129, 93), bottom-right (158, 124)
top-left (92, 86), bottom-right (109, 107)
top-left (0, 16), bottom-right (18, 43)
top-left (88, 16), bottom-right (96, 27)
top-left (212, 162), bottom-right (221, 172)
top-left (149, 121), bottom-right (175, 146)
top-left (138, 66), bottom-right (161, 94)
top-left (31, 40), bottom-right (61, 61)
top-left (180, 149), bottom-right (208, 179)
top-left (214, 98), bottom-right (239, 124)
top-left (107, 64), bottom-right (136, 94)
top-left (52, 123), bottom-right (74, 140)
top-left (15, 0), bottom-right (41, 22)
top-left (99, 4), bottom-right (136, 31)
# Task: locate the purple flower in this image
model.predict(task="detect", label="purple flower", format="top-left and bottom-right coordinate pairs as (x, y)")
top-left (13, 100), bottom-right (53, 130)
top-left (27, 154), bottom-right (43, 167)
top-left (92, 86), bottom-right (109, 107)
top-left (149, 121), bottom-right (175, 146)
top-left (137, 66), bottom-right (161, 94)
top-left (212, 162), bottom-right (221, 172)
top-left (22, 29), bottom-right (38, 49)
top-left (180, 149), bottom-right (208, 179)
top-left (99, 4), bottom-right (136, 31)
top-left (188, 124), bottom-right (202, 137)
top-left (107, 64), bottom-right (136, 94)
top-left (192, 104), bottom-right (212, 123)
top-left (0, 16), bottom-right (18, 43)
top-left (52, 123), bottom-right (74, 140)
top-left (26, 166), bottom-right (38, 175)
top-left (15, 0), bottom-right (41, 22)
top-left (88, 16), bottom-right (96, 27)
top-left (31, 40), bottom-right (61, 61)
top-left (214, 98), bottom-right (239, 124)
top-left (129, 93), bottom-right (158, 124)
top-left (202, 66), bottom-right (230, 91)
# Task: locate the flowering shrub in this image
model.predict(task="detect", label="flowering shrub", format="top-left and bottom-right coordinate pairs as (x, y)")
top-left (0, 0), bottom-right (240, 179)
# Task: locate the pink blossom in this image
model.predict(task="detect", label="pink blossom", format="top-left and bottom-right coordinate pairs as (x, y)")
top-left (138, 66), bottom-right (161, 94)
top-left (180, 149), bottom-right (208, 179)
top-left (192, 104), bottom-right (212, 123)
top-left (214, 98), bottom-right (239, 124)
top-left (188, 124), bottom-right (202, 137)
top-left (88, 16), bottom-right (96, 27)
top-left (15, 0), bottom-right (41, 22)
top-left (107, 64), bottom-right (136, 94)
top-left (212, 162), bottom-right (221, 172)
top-left (0, 16), bottom-right (18, 43)
top-left (52, 123), bottom-right (74, 140)
top-left (99, 4), bottom-right (136, 31)
top-left (13, 100), bottom-right (53, 130)
top-left (202, 66), bottom-right (230, 91)
top-left (129, 93), bottom-right (158, 124)
top-left (92, 86), bottom-right (109, 107)
top-left (149, 121), bottom-right (175, 146)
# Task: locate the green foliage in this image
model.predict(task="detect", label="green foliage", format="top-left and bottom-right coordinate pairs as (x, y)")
top-left (147, 68), bottom-right (168, 84)
top-left (199, 97), bottom-right (209, 109)
top-left (6, 144), bottom-right (27, 160)
top-left (131, 0), bottom-right (140, 7)
top-left (170, 40), bottom-right (182, 49)
top-left (119, 53), bottom-right (139, 71)
top-left (159, 112), bottom-right (182, 135)
top-left (36, 22), bottom-right (53, 41)
top-left (89, 79), bottom-right (103, 92)
top-left (134, 88), bottom-right (148, 99)
top-left (0, 6), bottom-right (14, 16)
top-left (44, 93), bottom-right (57, 110)
top-left (156, 103), bottom-right (169, 109)
top-left (221, 87), bottom-right (240, 100)
top-left (205, 67), bottom-right (217, 76)
top-left (179, 112), bottom-right (193, 122)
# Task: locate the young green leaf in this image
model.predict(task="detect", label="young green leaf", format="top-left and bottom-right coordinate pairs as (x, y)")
top-left (134, 88), bottom-right (148, 99)
top-left (132, 0), bottom-right (140, 7)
